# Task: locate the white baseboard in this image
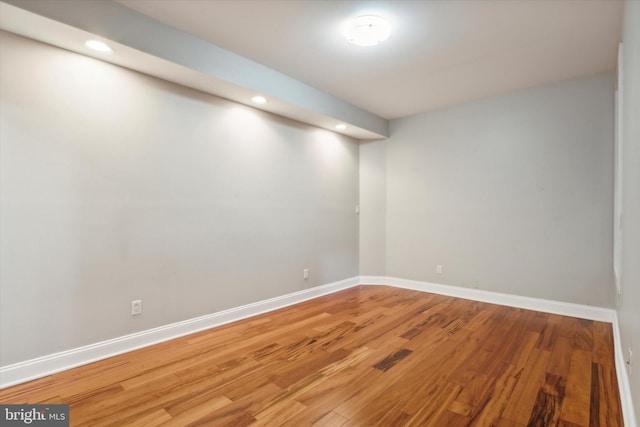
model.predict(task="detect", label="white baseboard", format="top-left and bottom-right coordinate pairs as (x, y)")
top-left (612, 313), bottom-right (638, 427)
top-left (0, 277), bottom-right (359, 389)
top-left (360, 276), bottom-right (615, 322)
top-left (2, 275), bottom-right (635, 427)
top-left (359, 275), bottom-right (636, 427)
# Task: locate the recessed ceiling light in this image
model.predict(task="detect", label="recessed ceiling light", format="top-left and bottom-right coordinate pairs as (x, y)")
top-left (84, 40), bottom-right (114, 53)
top-left (344, 15), bottom-right (390, 47)
top-left (336, 124), bottom-right (347, 131)
top-left (251, 95), bottom-right (268, 105)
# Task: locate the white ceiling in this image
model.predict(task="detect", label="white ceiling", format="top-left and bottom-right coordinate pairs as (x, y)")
top-left (118, 0), bottom-right (623, 120)
top-left (1, 0), bottom-right (389, 139)
top-left (0, 0), bottom-right (623, 138)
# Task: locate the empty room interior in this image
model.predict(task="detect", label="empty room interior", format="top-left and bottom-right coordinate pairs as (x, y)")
top-left (0, 0), bottom-right (639, 426)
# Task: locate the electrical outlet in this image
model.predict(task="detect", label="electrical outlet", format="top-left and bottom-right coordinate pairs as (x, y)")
top-left (303, 269), bottom-right (309, 280)
top-left (627, 347), bottom-right (633, 376)
top-left (131, 300), bottom-right (142, 316)
top-left (436, 265), bottom-right (443, 275)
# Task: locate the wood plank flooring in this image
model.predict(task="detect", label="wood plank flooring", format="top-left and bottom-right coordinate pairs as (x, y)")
top-left (0, 285), bottom-right (623, 426)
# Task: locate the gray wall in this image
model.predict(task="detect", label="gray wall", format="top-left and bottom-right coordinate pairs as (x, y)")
top-left (0, 32), bottom-right (359, 365)
top-left (619, 0), bottom-right (640, 416)
top-left (359, 140), bottom-right (386, 276)
top-left (363, 72), bottom-right (616, 308)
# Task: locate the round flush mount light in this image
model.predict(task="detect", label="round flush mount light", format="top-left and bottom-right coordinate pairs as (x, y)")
top-left (344, 15), bottom-right (390, 46)
top-left (251, 95), bottom-right (268, 105)
top-left (84, 40), bottom-right (114, 53)
top-left (335, 124), bottom-right (347, 131)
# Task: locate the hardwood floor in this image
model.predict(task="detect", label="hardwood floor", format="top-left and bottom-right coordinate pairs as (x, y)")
top-left (0, 285), bottom-right (623, 426)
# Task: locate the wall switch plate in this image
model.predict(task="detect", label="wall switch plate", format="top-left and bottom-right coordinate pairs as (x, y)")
top-left (436, 265), bottom-right (443, 275)
top-left (303, 269), bottom-right (309, 279)
top-left (131, 300), bottom-right (142, 316)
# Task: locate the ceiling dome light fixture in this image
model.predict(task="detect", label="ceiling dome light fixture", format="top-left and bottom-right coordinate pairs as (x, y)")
top-left (344, 15), bottom-right (390, 47)
top-left (251, 95), bottom-right (268, 104)
top-left (84, 40), bottom-right (114, 53)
